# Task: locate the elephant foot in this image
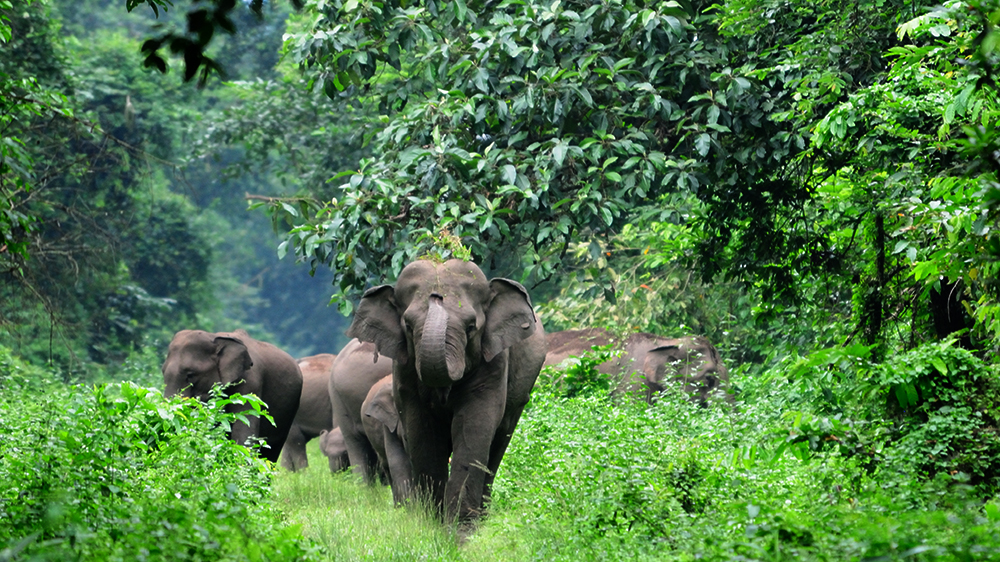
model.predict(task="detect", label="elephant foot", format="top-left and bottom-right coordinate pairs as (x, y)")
top-left (454, 519), bottom-right (479, 545)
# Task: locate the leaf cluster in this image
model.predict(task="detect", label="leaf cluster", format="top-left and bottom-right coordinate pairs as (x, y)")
top-left (0, 365), bottom-right (316, 561)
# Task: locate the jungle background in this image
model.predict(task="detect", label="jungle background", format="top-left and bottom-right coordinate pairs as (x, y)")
top-left (5, 0), bottom-right (1000, 559)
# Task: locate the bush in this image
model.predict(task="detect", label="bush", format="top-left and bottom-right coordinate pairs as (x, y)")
top-left (876, 341), bottom-right (1000, 487)
top-left (0, 375), bottom-right (316, 561)
top-left (484, 361), bottom-right (1000, 560)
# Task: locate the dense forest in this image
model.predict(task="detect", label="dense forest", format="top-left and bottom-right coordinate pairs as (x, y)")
top-left (5, 0), bottom-right (1000, 559)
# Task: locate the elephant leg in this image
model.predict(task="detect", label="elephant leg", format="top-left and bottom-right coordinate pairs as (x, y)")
top-left (343, 427), bottom-right (379, 483)
top-left (332, 392), bottom-right (380, 483)
top-left (445, 385), bottom-right (506, 522)
top-left (384, 427), bottom-right (412, 504)
top-left (280, 425), bottom-right (308, 471)
top-left (227, 401), bottom-right (266, 458)
top-left (401, 401), bottom-right (451, 511)
top-left (481, 404), bottom-right (525, 503)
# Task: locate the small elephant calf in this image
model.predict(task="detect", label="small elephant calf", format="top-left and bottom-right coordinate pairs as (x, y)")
top-left (319, 427), bottom-right (350, 472)
top-left (361, 376), bottom-right (412, 504)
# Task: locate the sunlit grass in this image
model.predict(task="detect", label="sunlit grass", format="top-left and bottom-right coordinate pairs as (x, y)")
top-left (271, 442), bottom-right (537, 561)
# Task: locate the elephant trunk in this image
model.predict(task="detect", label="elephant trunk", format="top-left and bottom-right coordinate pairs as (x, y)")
top-left (416, 294), bottom-right (463, 387)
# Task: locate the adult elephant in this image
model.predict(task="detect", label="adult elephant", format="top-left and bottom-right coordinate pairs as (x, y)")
top-left (280, 353), bottom-right (337, 471)
top-left (347, 259), bottom-right (546, 523)
top-left (544, 328), bottom-right (731, 405)
top-left (361, 376), bottom-right (412, 504)
top-left (318, 427), bottom-right (350, 473)
top-left (162, 329), bottom-right (303, 463)
top-left (328, 338), bottom-right (394, 484)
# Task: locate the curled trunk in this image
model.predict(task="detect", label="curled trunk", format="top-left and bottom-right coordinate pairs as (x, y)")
top-left (417, 295), bottom-right (461, 387)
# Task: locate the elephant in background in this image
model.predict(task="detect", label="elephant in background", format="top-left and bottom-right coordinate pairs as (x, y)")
top-left (543, 328), bottom-right (731, 405)
top-left (361, 376), bottom-right (412, 504)
top-left (347, 259), bottom-right (546, 523)
top-left (162, 329), bottom-right (303, 463)
top-left (328, 338), bottom-right (394, 484)
top-left (319, 427), bottom-right (350, 473)
top-left (280, 353), bottom-right (337, 471)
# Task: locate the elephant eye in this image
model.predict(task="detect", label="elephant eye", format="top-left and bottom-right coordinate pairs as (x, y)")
top-left (465, 322), bottom-right (477, 335)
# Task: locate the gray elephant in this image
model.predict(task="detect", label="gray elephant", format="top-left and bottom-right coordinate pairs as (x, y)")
top-left (162, 329), bottom-right (303, 463)
top-left (361, 375), bottom-right (412, 504)
top-left (280, 353), bottom-right (337, 471)
top-left (347, 259), bottom-right (546, 523)
top-left (318, 427), bottom-right (350, 472)
top-left (328, 338), bottom-right (394, 484)
top-left (544, 328), bottom-right (731, 405)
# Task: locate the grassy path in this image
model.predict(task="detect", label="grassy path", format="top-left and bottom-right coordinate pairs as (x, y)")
top-left (271, 443), bottom-right (534, 561)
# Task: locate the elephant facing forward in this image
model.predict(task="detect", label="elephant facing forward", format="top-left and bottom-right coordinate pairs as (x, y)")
top-left (544, 328), bottom-right (731, 405)
top-left (347, 259), bottom-right (546, 523)
top-left (162, 329), bottom-right (303, 463)
top-left (280, 353), bottom-right (337, 471)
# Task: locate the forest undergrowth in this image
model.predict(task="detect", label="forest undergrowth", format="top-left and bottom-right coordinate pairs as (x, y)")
top-left (4, 342), bottom-right (1000, 561)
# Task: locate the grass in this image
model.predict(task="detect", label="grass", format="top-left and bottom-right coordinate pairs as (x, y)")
top-left (272, 371), bottom-right (1000, 562)
top-left (272, 443), bottom-right (539, 561)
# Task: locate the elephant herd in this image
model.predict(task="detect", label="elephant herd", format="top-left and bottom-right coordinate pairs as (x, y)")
top-left (161, 259), bottom-right (733, 525)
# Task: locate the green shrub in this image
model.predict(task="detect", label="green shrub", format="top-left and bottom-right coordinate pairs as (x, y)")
top-left (871, 341), bottom-right (1000, 488)
top-left (0, 377), bottom-right (316, 561)
top-left (534, 344), bottom-right (618, 399)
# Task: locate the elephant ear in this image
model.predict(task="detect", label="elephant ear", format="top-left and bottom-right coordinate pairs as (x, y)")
top-left (644, 344), bottom-right (701, 383)
top-left (364, 395), bottom-right (402, 436)
top-left (214, 336), bottom-right (253, 386)
top-left (482, 278), bottom-right (537, 362)
top-left (347, 285), bottom-right (408, 363)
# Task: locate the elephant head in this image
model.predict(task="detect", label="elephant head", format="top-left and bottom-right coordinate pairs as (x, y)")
top-left (319, 428), bottom-right (350, 472)
top-left (347, 259), bottom-right (537, 388)
top-left (162, 330), bottom-right (253, 400)
top-left (640, 336), bottom-right (727, 404)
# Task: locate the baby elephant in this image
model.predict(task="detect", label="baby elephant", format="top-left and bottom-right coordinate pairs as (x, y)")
top-left (361, 376), bottom-right (412, 504)
top-left (161, 329), bottom-right (302, 463)
top-left (318, 427), bottom-right (350, 472)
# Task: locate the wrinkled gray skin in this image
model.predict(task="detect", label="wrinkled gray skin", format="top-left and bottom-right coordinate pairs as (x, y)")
top-left (162, 329), bottom-right (303, 463)
top-left (318, 427), bottom-right (350, 472)
top-left (362, 376), bottom-right (412, 504)
top-left (280, 353), bottom-right (337, 471)
top-left (347, 259), bottom-right (546, 523)
top-left (544, 328), bottom-right (731, 405)
top-left (329, 338), bottom-right (394, 484)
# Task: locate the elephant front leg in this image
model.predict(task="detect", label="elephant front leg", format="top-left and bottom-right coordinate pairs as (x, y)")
top-left (384, 427), bottom-right (413, 504)
top-left (401, 406), bottom-right (450, 511)
top-left (227, 402), bottom-right (262, 455)
top-left (445, 386), bottom-right (506, 522)
top-left (280, 425), bottom-right (308, 471)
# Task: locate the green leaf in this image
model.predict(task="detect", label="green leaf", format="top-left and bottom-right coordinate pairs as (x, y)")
top-left (695, 133), bottom-right (711, 157)
top-left (454, 0), bottom-right (468, 22)
top-left (930, 356), bottom-right (948, 376)
top-left (501, 164), bottom-right (517, 185)
top-left (552, 143), bottom-right (568, 166)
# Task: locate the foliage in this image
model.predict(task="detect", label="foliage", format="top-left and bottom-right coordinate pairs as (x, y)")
top-left (490, 369), bottom-right (1000, 560)
top-left (0, 365), bottom-right (316, 561)
top-left (535, 344), bottom-right (617, 399)
top-left (260, 0), bottom-right (744, 306)
top-left (877, 341), bottom-right (1000, 484)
